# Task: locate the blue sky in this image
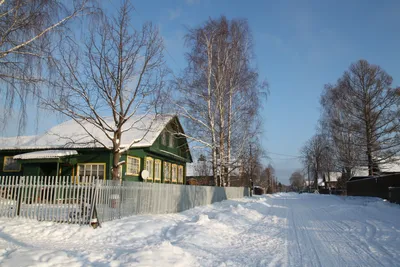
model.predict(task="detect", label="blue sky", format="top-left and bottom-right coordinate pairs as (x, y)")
top-left (4, 0), bottom-right (400, 184)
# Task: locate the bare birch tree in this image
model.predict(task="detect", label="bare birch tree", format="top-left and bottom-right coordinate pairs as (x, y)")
top-left (0, 0), bottom-right (95, 132)
top-left (44, 1), bottom-right (167, 180)
top-left (177, 16), bottom-right (266, 186)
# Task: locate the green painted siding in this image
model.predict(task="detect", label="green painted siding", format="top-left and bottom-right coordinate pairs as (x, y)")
top-left (0, 118), bottom-right (192, 183)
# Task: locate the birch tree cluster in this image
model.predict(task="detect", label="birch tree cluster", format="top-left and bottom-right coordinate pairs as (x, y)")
top-left (302, 59), bottom-right (400, 187)
top-left (178, 16), bottom-right (267, 187)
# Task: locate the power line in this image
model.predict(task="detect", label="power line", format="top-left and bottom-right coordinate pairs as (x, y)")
top-left (265, 152), bottom-right (302, 159)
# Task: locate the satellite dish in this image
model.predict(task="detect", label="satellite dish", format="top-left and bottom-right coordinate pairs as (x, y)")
top-left (141, 170), bottom-right (149, 179)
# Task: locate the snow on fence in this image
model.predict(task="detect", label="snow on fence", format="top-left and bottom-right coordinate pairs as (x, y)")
top-left (0, 176), bottom-right (249, 225)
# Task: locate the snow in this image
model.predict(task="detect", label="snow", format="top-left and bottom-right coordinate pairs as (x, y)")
top-left (13, 150), bottom-right (78, 160)
top-left (0, 193), bottom-right (399, 266)
top-left (0, 114), bottom-right (174, 150)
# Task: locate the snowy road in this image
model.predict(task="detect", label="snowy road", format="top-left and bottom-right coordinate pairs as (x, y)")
top-left (0, 193), bottom-right (399, 266)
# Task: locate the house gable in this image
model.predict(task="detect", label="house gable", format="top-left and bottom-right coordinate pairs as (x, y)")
top-left (150, 117), bottom-right (192, 163)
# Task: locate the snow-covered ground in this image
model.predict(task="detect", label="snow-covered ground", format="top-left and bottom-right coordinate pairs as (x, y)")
top-left (0, 193), bottom-right (399, 266)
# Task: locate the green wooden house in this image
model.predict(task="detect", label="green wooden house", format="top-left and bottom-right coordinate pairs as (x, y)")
top-left (0, 115), bottom-right (192, 184)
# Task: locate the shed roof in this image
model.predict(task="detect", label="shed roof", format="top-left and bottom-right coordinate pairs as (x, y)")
top-left (14, 150), bottom-right (78, 160)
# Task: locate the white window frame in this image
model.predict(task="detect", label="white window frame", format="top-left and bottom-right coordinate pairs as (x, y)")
top-left (126, 156), bottom-right (141, 176)
top-left (145, 157), bottom-right (154, 181)
top-left (77, 163), bottom-right (106, 182)
top-left (3, 156), bottom-right (20, 172)
top-left (154, 159), bottom-right (161, 181)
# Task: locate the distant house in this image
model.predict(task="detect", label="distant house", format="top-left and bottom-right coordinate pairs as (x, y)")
top-left (303, 172), bottom-right (341, 190)
top-left (0, 115), bottom-right (192, 183)
top-left (322, 172), bottom-right (341, 189)
top-left (351, 157), bottom-right (400, 178)
top-left (186, 161), bottom-right (214, 186)
top-left (186, 159), bottom-right (246, 187)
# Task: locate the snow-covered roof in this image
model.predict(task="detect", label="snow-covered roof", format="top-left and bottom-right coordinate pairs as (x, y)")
top-left (379, 159), bottom-right (400, 173)
top-left (352, 166), bottom-right (369, 177)
top-left (326, 172), bottom-right (341, 182)
top-left (14, 150), bottom-right (78, 160)
top-left (351, 157), bottom-right (400, 177)
top-left (0, 136), bottom-right (36, 148)
top-left (0, 114), bottom-right (174, 150)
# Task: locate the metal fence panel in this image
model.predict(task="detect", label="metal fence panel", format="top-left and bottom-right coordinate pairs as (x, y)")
top-left (0, 176), bottom-right (249, 225)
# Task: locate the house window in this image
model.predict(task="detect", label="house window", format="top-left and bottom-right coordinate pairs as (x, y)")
top-left (145, 157), bottom-right (154, 181)
top-left (164, 162), bottom-right (171, 182)
top-left (78, 163), bottom-right (105, 181)
top-left (154, 159), bottom-right (161, 181)
top-left (178, 165), bottom-right (184, 184)
top-left (171, 164), bottom-right (177, 183)
top-left (3, 156), bottom-right (20, 172)
top-left (161, 131), bottom-right (167, 146)
top-left (127, 156), bottom-right (140, 176)
top-left (169, 132), bottom-right (174, 147)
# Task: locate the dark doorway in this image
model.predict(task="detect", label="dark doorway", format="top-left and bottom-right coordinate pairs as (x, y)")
top-left (39, 163), bottom-right (58, 176)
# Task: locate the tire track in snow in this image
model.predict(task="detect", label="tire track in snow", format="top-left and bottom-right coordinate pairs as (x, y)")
top-left (314, 205), bottom-right (394, 267)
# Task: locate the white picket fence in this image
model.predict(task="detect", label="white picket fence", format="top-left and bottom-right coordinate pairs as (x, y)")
top-left (0, 176), bottom-right (250, 225)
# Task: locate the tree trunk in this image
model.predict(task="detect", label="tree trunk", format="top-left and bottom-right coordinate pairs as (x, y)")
top-left (112, 150), bottom-right (121, 180)
top-left (227, 83), bottom-right (233, 187)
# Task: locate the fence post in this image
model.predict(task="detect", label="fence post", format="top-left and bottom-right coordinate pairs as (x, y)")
top-left (89, 179), bottom-right (100, 228)
top-left (16, 176), bottom-right (25, 216)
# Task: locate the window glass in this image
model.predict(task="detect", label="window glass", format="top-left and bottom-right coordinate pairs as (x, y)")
top-left (3, 156), bottom-right (20, 171)
top-left (161, 131), bottom-right (167, 146)
top-left (78, 163), bottom-right (105, 182)
top-left (169, 132), bottom-right (174, 147)
top-left (145, 157), bottom-right (154, 180)
top-left (178, 165), bottom-right (184, 183)
top-left (172, 164), bottom-right (177, 182)
top-left (127, 156), bottom-right (140, 175)
top-left (164, 162), bottom-right (170, 181)
top-left (154, 160), bottom-right (161, 180)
